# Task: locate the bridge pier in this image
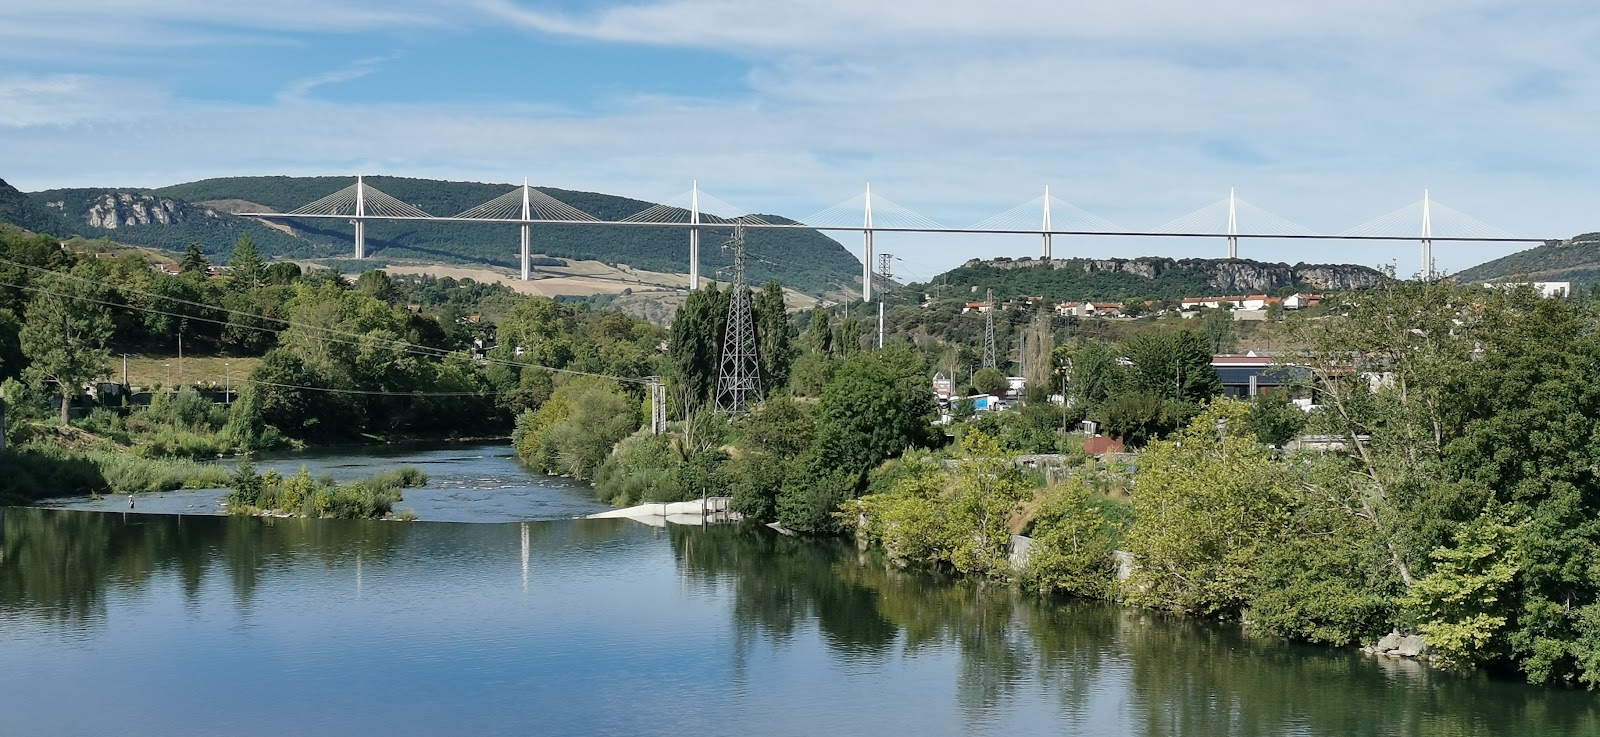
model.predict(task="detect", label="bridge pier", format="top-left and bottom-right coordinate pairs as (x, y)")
top-left (354, 218), bottom-right (366, 260)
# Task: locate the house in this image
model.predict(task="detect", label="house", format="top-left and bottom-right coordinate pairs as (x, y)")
top-left (1482, 281), bottom-right (1570, 298)
top-left (932, 372), bottom-right (954, 398)
top-left (1006, 376), bottom-right (1026, 399)
top-left (961, 301), bottom-right (993, 314)
top-left (1055, 301), bottom-right (1124, 318)
top-left (1281, 293), bottom-right (1323, 310)
top-left (1212, 354), bottom-right (1314, 405)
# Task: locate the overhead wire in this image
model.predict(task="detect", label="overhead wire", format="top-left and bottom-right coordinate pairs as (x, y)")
top-left (0, 258), bottom-right (653, 385)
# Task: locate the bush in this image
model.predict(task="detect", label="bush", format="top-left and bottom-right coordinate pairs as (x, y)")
top-left (592, 431), bottom-right (683, 506)
top-left (227, 463), bottom-right (409, 519)
top-left (1021, 480), bottom-right (1120, 599)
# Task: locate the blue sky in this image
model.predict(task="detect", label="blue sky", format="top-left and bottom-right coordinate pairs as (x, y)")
top-left (3, 0), bottom-right (1598, 280)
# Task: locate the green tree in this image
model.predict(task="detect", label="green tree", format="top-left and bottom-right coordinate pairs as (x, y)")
top-left (665, 285), bottom-right (728, 419)
top-left (227, 234), bottom-right (265, 290)
top-left (1247, 390), bottom-right (1305, 446)
top-left (754, 281), bottom-right (795, 391)
top-left (833, 314), bottom-right (864, 356)
top-left (972, 366), bottom-right (1009, 396)
top-left (20, 270), bottom-right (114, 425)
top-left (1124, 329), bottom-right (1220, 406)
top-left (805, 306), bottom-right (832, 356)
top-left (1200, 307), bottom-right (1235, 353)
top-left (180, 242), bottom-right (209, 275)
top-left (355, 270), bottom-right (398, 303)
top-left (1122, 399), bottom-right (1292, 616)
top-left (1023, 478), bottom-right (1119, 598)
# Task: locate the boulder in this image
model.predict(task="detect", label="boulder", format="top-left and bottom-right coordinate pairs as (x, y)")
top-left (1396, 635), bottom-right (1428, 658)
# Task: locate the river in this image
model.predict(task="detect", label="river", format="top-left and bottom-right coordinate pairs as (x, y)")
top-left (3, 448), bottom-right (1597, 736)
top-left (40, 441), bottom-right (609, 521)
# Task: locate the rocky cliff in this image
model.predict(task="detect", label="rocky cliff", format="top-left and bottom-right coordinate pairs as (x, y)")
top-left (949, 256), bottom-right (1385, 299)
top-left (62, 192), bottom-right (217, 229)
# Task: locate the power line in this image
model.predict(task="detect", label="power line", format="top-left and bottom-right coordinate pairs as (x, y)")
top-left (0, 267), bottom-right (651, 385)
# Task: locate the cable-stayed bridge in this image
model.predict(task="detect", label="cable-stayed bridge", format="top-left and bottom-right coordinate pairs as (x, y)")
top-left (235, 177), bottom-right (1549, 301)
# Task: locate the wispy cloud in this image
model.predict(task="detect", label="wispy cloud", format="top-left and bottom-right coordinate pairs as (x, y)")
top-left (0, 74), bottom-right (168, 127)
top-left (277, 56), bottom-right (399, 103)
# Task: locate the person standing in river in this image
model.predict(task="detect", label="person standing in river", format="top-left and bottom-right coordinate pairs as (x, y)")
top-left (128, 494), bottom-right (134, 510)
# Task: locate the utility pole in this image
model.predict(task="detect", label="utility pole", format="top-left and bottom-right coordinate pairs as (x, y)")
top-left (121, 354), bottom-right (128, 386)
top-left (982, 288), bottom-right (997, 369)
top-left (224, 362), bottom-right (231, 405)
top-left (715, 225), bottom-right (763, 414)
top-left (647, 377), bottom-right (666, 434)
top-left (876, 252), bottom-right (893, 349)
top-left (178, 333), bottom-right (184, 387)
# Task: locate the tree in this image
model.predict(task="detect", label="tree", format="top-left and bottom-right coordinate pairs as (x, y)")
top-left (1200, 307), bottom-right (1235, 353)
top-left (833, 315), bottom-right (864, 356)
top-left (1122, 399), bottom-right (1293, 616)
top-left (805, 306), bottom-right (832, 356)
top-left (1100, 392), bottom-right (1176, 447)
top-left (1061, 340), bottom-right (1121, 412)
top-left (665, 285), bottom-right (728, 419)
top-left (755, 280), bottom-right (795, 392)
top-left (180, 242), bottom-right (209, 275)
top-left (1023, 478), bottom-right (1118, 598)
top-left (1124, 329), bottom-right (1220, 406)
top-left (20, 270), bottom-right (114, 424)
top-left (972, 366), bottom-right (1009, 397)
top-left (1022, 309), bottom-right (1055, 403)
top-left (1247, 391), bottom-right (1305, 446)
top-left (355, 270), bottom-right (397, 304)
top-left (227, 234), bottom-right (265, 290)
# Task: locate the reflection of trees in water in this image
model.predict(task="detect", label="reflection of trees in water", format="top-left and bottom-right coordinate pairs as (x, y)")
top-left (0, 509), bottom-right (410, 629)
top-left (670, 524), bottom-right (1600, 737)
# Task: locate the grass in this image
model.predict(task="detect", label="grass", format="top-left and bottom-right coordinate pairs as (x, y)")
top-left (104, 354), bottom-right (262, 391)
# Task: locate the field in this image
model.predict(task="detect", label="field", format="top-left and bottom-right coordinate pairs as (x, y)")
top-left (106, 355), bottom-right (261, 390)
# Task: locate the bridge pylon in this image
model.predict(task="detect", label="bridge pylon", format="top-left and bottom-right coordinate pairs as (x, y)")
top-left (354, 174), bottom-right (367, 259)
top-left (1041, 185), bottom-right (1053, 260)
top-left (1420, 189), bottom-right (1434, 281)
top-left (862, 182), bottom-right (875, 303)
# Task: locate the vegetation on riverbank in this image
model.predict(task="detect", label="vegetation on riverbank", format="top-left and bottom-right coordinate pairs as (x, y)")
top-left (225, 463), bottom-right (427, 519)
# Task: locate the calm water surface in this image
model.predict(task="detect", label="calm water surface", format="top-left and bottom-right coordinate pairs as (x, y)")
top-left (3, 507), bottom-right (1597, 737)
top-left (41, 442), bottom-right (608, 521)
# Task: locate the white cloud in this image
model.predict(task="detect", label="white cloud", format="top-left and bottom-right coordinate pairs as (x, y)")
top-left (0, 74), bottom-right (169, 127)
top-left (0, 1), bottom-right (1595, 279)
top-left (277, 56), bottom-right (398, 102)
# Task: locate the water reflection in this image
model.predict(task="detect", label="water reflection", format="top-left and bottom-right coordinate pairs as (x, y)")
top-left (0, 508), bottom-right (410, 629)
top-left (1, 510), bottom-right (1596, 737)
top-left (669, 523), bottom-right (1600, 737)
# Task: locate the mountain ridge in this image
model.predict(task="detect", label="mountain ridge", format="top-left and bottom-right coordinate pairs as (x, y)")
top-left (912, 255), bottom-right (1388, 303)
top-left (11, 175), bottom-right (862, 295)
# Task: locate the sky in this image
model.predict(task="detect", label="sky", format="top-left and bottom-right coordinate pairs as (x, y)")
top-left (2, 0), bottom-right (1598, 281)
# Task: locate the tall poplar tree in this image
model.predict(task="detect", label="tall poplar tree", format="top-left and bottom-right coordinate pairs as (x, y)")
top-left (754, 280), bottom-right (794, 392)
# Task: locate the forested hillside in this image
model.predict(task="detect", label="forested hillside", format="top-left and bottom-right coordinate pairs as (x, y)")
top-left (1451, 233), bottom-right (1600, 287)
top-left (5, 175), bottom-right (862, 295)
top-left (0, 178), bottom-right (69, 235)
top-left (910, 256), bottom-right (1386, 303)
top-left (152, 175), bottom-right (861, 294)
